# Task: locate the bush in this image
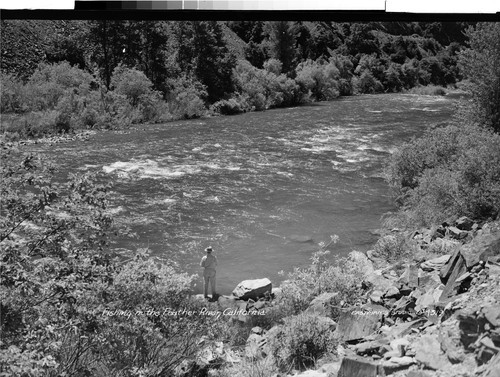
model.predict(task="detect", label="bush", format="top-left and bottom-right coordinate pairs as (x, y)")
top-left (385, 124), bottom-right (500, 226)
top-left (295, 59), bottom-right (341, 101)
top-left (373, 233), bottom-right (415, 263)
top-left (353, 71), bottom-right (384, 94)
top-left (278, 240), bottom-right (369, 317)
top-left (167, 75), bottom-right (207, 119)
top-left (0, 148), bottom-right (225, 376)
top-left (27, 61), bottom-right (93, 111)
top-left (111, 65), bottom-right (154, 107)
top-left (267, 313), bottom-right (337, 371)
top-left (211, 97), bottom-right (249, 115)
top-left (232, 60), bottom-right (302, 111)
top-left (0, 73), bottom-right (29, 113)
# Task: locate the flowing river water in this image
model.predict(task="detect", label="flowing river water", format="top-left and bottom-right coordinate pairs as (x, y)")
top-left (27, 93), bottom-right (458, 294)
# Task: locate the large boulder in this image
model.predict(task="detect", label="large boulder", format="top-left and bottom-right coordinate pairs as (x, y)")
top-left (232, 278), bottom-right (272, 301)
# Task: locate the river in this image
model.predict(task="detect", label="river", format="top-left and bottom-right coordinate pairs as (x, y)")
top-left (27, 93), bottom-right (458, 294)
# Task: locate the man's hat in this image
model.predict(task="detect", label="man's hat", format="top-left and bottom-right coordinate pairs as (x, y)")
top-left (205, 246), bottom-right (213, 252)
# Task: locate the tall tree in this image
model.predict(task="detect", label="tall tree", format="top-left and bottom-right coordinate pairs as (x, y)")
top-left (459, 22), bottom-right (500, 132)
top-left (191, 21), bottom-right (236, 103)
top-left (263, 21), bottom-right (298, 74)
top-left (88, 20), bottom-right (128, 88)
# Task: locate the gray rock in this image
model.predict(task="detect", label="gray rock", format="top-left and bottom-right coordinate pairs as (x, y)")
top-left (353, 336), bottom-right (389, 355)
top-left (306, 292), bottom-right (340, 317)
top-left (406, 372), bottom-right (432, 377)
top-left (398, 264), bottom-right (419, 290)
top-left (483, 304), bottom-right (500, 327)
top-left (245, 333), bottom-right (266, 359)
top-left (420, 254), bottom-right (451, 272)
top-left (369, 290), bottom-right (383, 304)
top-left (389, 338), bottom-right (410, 355)
top-left (484, 352), bottom-right (500, 377)
top-left (415, 284), bottom-right (445, 313)
top-left (232, 278), bottom-right (272, 301)
top-left (447, 226), bottom-right (469, 239)
top-left (455, 216), bottom-right (474, 231)
top-left (439, 249), bottom-right (468, 300)
top-left (384, 286), bottom-right (400, 299)
top-left (364, 270), bottom-right (397, 292)
top-left (293, 370), bottom-right (327, 377)
top-left (460, 229), bottom-right (500, 268)
top-left (414, 334), bottom-right (452, 370)
top-left (335, 304), bottom-right (388, 342)
top-left (382, 356), bottom-right (415, 372)
top-left (318, 361), bottom-right (341, 376)
top-left (337, 356), bottom-right (384, 377)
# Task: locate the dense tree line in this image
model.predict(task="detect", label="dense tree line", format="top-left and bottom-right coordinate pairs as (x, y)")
top-left (1, 21), bottom-right (470, 133)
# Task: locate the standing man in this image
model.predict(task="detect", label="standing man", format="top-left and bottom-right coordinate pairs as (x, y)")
top-left (200, 246), bottom-right (218, 300)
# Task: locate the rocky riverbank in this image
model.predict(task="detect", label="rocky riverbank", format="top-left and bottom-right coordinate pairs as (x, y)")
top-left (180, 217), bottom-right (500, 377)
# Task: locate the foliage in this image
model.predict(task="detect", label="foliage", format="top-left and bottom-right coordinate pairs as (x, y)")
top-left (232, 59), bottom-right (301, 111)
top-left (458, 22), bottom-right (500, 132)
top-left (263, 21), bottom-right (297, 74)
top-left (111, 65), bottom-right (154, 107)
top-left (373, 233), bottom-right (415, 263)
top-left (385, 124), bottom-right (500, 226)
top-left (295, 59), bottom-right (340, 101)
top-left (0, 73), bottom-right (29, 113)
top-left (215, 357), bottom-right (279, 377)
top-left (278, 237), bottom-right (368, 317)
top-left (266, 313), bottom-right (337, 372)
top-left (0, 146), bottom-right (223, 376)
top-left (167, 75), bottom-right (207, 119)
top-left (210, 97), bottom-right (249, 115)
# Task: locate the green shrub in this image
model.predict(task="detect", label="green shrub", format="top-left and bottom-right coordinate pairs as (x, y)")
top-left (267, 313), bottom-right (337, 371)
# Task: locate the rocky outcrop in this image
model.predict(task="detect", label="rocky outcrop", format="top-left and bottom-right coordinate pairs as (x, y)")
top-left (194, 220), bottom-right (500, 377)
top-left (232, 278), bottom-right (272, 301)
